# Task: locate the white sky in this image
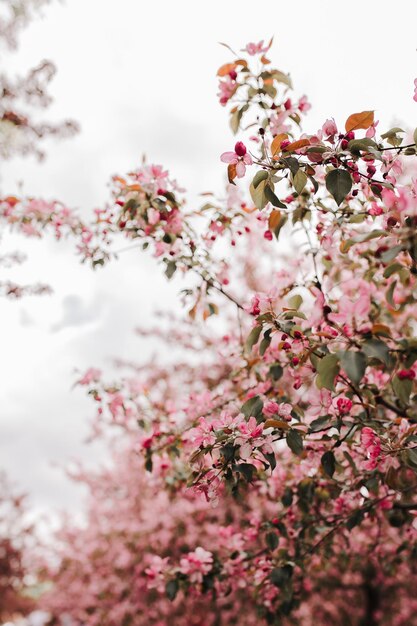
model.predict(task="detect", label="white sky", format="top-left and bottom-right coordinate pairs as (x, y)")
top-left (1, 0), bottom-right (416, 521)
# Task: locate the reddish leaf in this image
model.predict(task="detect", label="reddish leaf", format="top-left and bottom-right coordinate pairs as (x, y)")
top-left (345, 111), bottom-right (374, 132)
top-left (228, 163), bottom-right (237, 184)
top-left (283, 139), bottom-right (310, 153)
top-left (217, 63), bottom-right (237, 77)
top-left (271, 133), bottom-right (288, 157)
top-left (268, 210), bottom-right (282, 230)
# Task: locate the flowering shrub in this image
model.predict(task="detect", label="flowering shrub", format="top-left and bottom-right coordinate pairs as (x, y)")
top-left (21, 37), bottom-right (417, 625)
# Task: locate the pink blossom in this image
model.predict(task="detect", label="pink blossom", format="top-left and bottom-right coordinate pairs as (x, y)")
top-left (145, 555), bottom-right (170, 593)
top-left (361, 427), bottom-right (382, 470)
top-left (220, 141), bottom-right (253, 178)
top-left (179, 547), bottom-right (213, 583)
top-left (336, 397), bottom-right (352, 415)
top-left (77, 367), bottom-right (102, 386)
top-left (263, 401), bottom-right (280, 417)
top-left (366, 120), bottom-right (379, 138)
top-left (218, 76), bottom-right (236, 106)
top-left (322, 118), bottom-right (337, 138)
top-left (245, 40), bottom-right (269, 56)
top-left (414, 78), bottom-right (417, 102)
top-left (277, 403), bottom-right (292, 421)
top-left (298, 95), bottom-right (311, 113)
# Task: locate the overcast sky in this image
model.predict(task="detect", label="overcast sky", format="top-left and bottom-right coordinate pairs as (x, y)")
top-left (1, 0), bottom-right (416, 523)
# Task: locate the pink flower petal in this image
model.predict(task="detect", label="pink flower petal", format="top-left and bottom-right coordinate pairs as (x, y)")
top-left (236, 161), bottom-right (246, 178)
top-left (220, 152), bottom-right (238, 164)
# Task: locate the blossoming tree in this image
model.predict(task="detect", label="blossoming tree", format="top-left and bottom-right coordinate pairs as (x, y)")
top-left (0, 0), bottom-right (81, 299)
top-left (28, 37), bottom-right (417, 625)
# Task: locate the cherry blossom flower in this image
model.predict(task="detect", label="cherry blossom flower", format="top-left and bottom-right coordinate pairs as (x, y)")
top-left (244, 40), bottom-right (270, 56)
top-left (220, 141), bottom-right (253, 178)
top-left (179, 547), bottom-right (213, 583)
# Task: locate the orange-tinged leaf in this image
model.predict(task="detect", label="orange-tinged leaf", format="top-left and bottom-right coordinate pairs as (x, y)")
top-left (339, 240), bottom-right (350, 253)
top-left (371, 323), bottom-right (391, 336)
top-left (268, 210), bottom-right (282, 231)
top-left (260, 55), bottom-right (271, 65)
top-left (283, 139), bottom-right (310, 153)
top-left (217, 62), bottom-right (236, 77)
top-left (235, 58), bottom-right (248, 67)
top-left (113, 176), bottom-right (127, 185)
top-left (127, 184), bottom-right (142, 192)
top-left (228, 163), bottom-right (237, 184)
top-left (271, 133), bottom-right (288, 157)
top-left (345, 110), bottom-right (374, 132)
top-left (264, 419), bottom-right (290, 430)
top-left (188, 304), bottom-right (197, 320)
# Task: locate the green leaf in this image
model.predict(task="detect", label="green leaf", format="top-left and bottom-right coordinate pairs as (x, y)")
top-left (381, 127), bottom-right (405, 139)
top-left (264, 184), bottom-right (286, 208)
top-left (288, 294), bottom-right (303, 310)
top-left (271, 70), bottom-right (292, 88)
top-left (392, 376), bottom-right (412, 406)
top-left (265, 531), bottom-right (279, 551)
top-left (165, 579), bottom-right (179, 601)
top-left (340, 350), bottom-right (367, 386)
top-left (380, 245), bottom-right (403, 264)
top-left (270, 564), bottom-right (293, 588)
top-left (383, 263), bottom-right (404, 279)
top-left (346, 509), bottom-right (364, 531)
top-left (341, 229), bottom-right (387, 252)
top-left (316, 353), bottom-right (340, 391)
top-left (293, 170), bottom-right (308, 195)
top-left (321, 451), bottom-right (336, 478)
top-left (281, 487), bottom-right (293, 507)
top-left (348, 138), bottom-right (378, 155)
top-left (325, 169), bottom-right (353, 206)
top-left (241, 396), bottom-right (264, 420)
top-left (237, 462), bottom-right (256, 482)
top-left (263, 450), bottom-right (277, 471)
top-left (230, 108), bottom-right (243, 134)
top-left (309, 415), bottom-right (331, 433)
top-left (386, 280), bottom-right (397, 308)
top-left (405, 448), bottom-right (417, 470)
top-left (259, 330), bottom-right (272, 356)
top-left (246, 325), bottom-right (262, 352)
top-left (165, 260), bottom-right (177, 279)
top-left (250, 179), bottom-right (268, 210)
top-left (269, 363), bottom-right (283, 381)
top-left (286, 429), bottom-right (304, 456)
top-left (362, 339), bottom-right (390, 366)
top-left (252, 170), bottom-right (269, 189)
